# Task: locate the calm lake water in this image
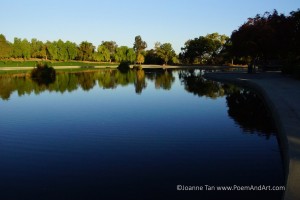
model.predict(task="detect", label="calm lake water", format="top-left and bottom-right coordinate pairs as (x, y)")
top-left (0, 69), bottom-right (284, 200)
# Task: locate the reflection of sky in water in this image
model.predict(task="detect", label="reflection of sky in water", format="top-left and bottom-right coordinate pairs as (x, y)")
top-left (0, 70), bottom-right (284, 200)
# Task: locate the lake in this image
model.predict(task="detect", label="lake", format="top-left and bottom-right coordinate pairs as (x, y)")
top-left (0, 69), bottom-right (284, 200)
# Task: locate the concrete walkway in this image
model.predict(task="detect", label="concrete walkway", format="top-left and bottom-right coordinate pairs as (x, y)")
top-left (204, 72), bottom-right (300, 200)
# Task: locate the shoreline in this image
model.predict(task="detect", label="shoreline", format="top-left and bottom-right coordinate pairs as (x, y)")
top-left (204, 72), bottom-right (300, 200)
top-left (0, 65), bottom-right (247, 71)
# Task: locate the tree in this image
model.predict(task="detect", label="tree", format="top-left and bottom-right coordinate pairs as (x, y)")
top-left (115, 46), bottom-right (136, 63)
top-left (126, 48), bottom-right (136, 63)
top-left (133, 35), bottom-right (147, 57)
top-left (115, 46), bottom-right (129, 62)
top-left (65, 41), bottom-right (78, 60)
top-left (78, 41), bottom-right (95, 61)
top-left (144, 49), bottom-right (161, 64)
top-left (101, 41), bottom-right (117, 62)
top-left (46, 41), bottom-right (58, 60)
top-left (31, 38), bottom-right (46, 59)
top-left (155, 42), bottom-right (176, 65)
top-left (12, 37), bottom-right (23, 58)
top-left (137, 53), bottom-right (145, 65)
top-left (0, 34), bottom-right (11, 58)
top-left (21, 39), bottom-right (31, 59)
top-left (230, 10), bottom-right (291, 66)
top-left (180, 33), bottom-right (229, 64)
top-left (95, 44), bottom-right (110, 62)
top-left (57, 39), bottom-right (68, 61)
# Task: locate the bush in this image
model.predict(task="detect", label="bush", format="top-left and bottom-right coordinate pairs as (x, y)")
top-left (117, 61), bottom-right (130, 73)
top-left (31, 63), bottom-right (56, 85)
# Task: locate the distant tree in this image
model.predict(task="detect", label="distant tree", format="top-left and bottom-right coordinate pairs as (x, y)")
top-left (0, 34), bottom-right (12, 58)
top-left (115, 46), bottom-right (129, 62)
top-left (65, 41), bottom-right (78, 60)
top-left (133, 35), bottom-right (147, 58)
top-left (46, 41), bottom-right (58, 60)
top-left (31, 38), bottom-right (45, 58)
top-left (126, 48), bottom-right (136, 63)
top-left (78, 41), bottom-right (95, 61)
top-left (114, 46), bottom-right (136, 63)
top-left (95, 44), bottom-right (110, 62)
top-left (144, 49), bottom-right (162, 64)
top-left (57, 39), bottom-right (68, 61)
top-left (137, 53), bottom-right (145, 65)
top-left (101, 41), bottom-right (117, 62)
top-left (12, 37), bottom-right (23, 58)
top-left (155, 42), bottom-right (176, 65)
top-left (21, 39), bottom-right (31, 59)
top-left (180, 33), bottom-right (229, 64)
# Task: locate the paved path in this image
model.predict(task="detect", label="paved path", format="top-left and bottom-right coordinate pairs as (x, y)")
top-left (204, 72), bottom-right (300, 200)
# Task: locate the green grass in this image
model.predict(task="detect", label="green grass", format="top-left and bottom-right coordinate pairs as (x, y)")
top-left (0, 60), bottom-right (118, 67)
top-left (55, 68), bottom-right (116, 73)
top-left (0, 68), bottom-right (116, 75)
top-left (0, 70), bottom-right (30, 75)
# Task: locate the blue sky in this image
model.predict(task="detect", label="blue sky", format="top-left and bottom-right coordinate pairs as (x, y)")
top-left (0, 0), bottom-right (299, 53)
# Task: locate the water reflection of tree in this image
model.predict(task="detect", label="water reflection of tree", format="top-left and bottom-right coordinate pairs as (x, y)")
top-left (134, 69), bottom-right (146, 94)
top-left (179, 70), bottom-right (276, 138)
top-left (226, 90), bottom-right (277, 138)
top-left (76, 72), bottom-right (96, 91)
top-left (0, 69), bottom-right (149, 99)
top-left (179, 69), bottom-right (225, 99)
top-left (145, 69), bottom-right (175, 90)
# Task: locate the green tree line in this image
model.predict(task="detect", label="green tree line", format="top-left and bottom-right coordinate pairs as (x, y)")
top-left (1, 7), bottom-right (299, 72)
top-left (0, 34), bottom-right (179, 65)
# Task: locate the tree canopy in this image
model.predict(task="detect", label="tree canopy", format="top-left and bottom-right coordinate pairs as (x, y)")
top-left (180, 33), bottom-right (229, 64)
top-left (0, 34), bottom-right (11, 58)
top-left (229, 9), bottom-right (300, 74)
top-left (133, 35), bottom-right (147, 56)
top-left (155, 42), bottom-right (177, 65)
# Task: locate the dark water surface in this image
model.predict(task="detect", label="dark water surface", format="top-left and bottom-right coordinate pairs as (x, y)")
top-left (0, 69), bottom-right (284, 200)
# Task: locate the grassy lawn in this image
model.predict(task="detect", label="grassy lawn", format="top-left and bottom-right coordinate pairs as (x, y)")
top-left (0, 68), bottom-right (116, 75)
top-left (0, 70), bottom-right (30, 75)
top-left (0, 60), bottom-right (118, 67)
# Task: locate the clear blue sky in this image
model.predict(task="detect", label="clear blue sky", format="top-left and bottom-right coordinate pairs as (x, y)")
top-left (0, 0), bottom-right (299, 53)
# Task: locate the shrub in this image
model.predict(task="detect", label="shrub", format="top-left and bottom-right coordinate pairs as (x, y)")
top-left (117, 61), bottom-right (130, 73)
top-left (31, 63), bottom-right (56, 85)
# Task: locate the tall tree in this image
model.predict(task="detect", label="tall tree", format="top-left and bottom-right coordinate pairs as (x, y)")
top-left (95, 44), bottom-right (110, 62)
top-left (21, 39), bottom-right (31, 59)
top-left (136, 53), bottom-right (145, 65)
top-left (31, 38), bottom-right (46, 59)
top-left (133, 35), bottom-right (147, 57)
top-left (12, 37), bottom-right (23, 58)
top-left (114, 46), bottom-right (136, 63)
top-left (0, 34), bottom-right (11, 58)
top-left (180, 33), bottom-right (229, 64)
top-left (65, 41), bottom-right (78, 60)
top-left (230, 10), bottom-right (290, 64)
top-left (78, 41), bottom-right (95, 61)
top-left (155, 42), bottom-right (176, 65)
top-left (57, 39), bottom-right (68, 61)
top-left (115, 46), bottom-right (128, 62)
top-left (126, 48), bottom-right (136, 63)
top-left (101, 41), bottom-right (117, 62)
top-left (46, 41), bottom-right (58, 60)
